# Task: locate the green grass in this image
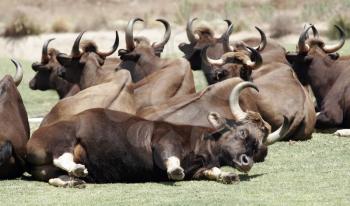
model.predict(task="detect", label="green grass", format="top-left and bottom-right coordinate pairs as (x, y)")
top-left (1, 49), bottom-right (350, 205)
top-left (0, 133), bottom-right (349, 205)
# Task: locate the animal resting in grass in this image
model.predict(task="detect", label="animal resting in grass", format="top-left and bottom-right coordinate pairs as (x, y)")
top-left (140, 45), bottom-right (315, 141)
top-left (55, 18), bottom-right (195, 113)
top-left (26, 81), bottom-right (289, 187)
top-left (286, 25), bottom-right (350, 130)
top-left (0, 60), bottom-right (30, 179)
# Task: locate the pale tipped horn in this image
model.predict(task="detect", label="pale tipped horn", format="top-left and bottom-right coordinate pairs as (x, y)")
top-left (152, 19), bottom-right (171, 49)
top-left (298, 25), bottom-right (312, 53)
top-left (223, 24), bottom-right (234, 52)
top-left (202, 46), bottom-right (225, 66)
top-left (71, 32), bottom-right (84, 57)
top-left (323, 25), bottom-right (346, 53)
top-left (97, 30), bottom-right (119, 58)
top-left (229, 81), bottom-right (259, 120)
top-left (41, 38), bottom-right (55, 63)
top-left (245, 46), bottom-right (263, 68)
top-left (126, 18), bottom-right (144, 51)
top-left (11, 59), bottom-right (23, 87)
top-left (264, 116), bottom-right (290, 145)
top-left (186, 18), bottom-right (198, 44)
top-left (253, 27), bottom-right (267, 51)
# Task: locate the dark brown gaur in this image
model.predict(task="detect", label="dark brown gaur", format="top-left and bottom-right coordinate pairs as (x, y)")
top-left (26, 81), bottom-right (287, 187)
top-left (30, 39), bottom-right (80, 99)
top-left (286, 24), bottom-right (349, 130)
top-left (0, 59), bottom-right (29, 179)
top-left (56, 30), bottom-right (120, 89)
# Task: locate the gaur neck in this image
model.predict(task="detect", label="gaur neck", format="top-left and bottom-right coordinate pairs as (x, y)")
top-left (308, 58), bottom-right (340, 105)
top-left (52, 76), bottom-right (73, 99)
top-left (191, 133), bottom-right (221, 167)
top-left (132, 55), bottom-right (162, 82)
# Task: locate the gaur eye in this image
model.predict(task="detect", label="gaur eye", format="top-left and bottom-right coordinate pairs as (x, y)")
top-left (239, 129), bottom-right (248, 139)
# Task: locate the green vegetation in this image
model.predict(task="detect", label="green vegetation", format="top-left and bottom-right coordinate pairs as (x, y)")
top-left (3, 12), bottom-right (44, 38)
top-left (1, 47), bottom-right (350, 205)
top-left (327, 15), bottom-right (350, 40)
top-left (0, 133), bottom-right (349, 205)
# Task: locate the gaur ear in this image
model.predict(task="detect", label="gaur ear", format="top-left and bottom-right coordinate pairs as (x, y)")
top-left (285, 52), bottom-right (297, 65)
top-left (328, 53), bottom-right (339, 60)
top-left (56, 53), bottom-right (72, 67)
top-left (208, 112), bottom-right (226, 129)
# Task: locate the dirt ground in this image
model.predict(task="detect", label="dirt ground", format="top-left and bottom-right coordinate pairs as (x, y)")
top-left (0, 0), bottom-right (344, 60)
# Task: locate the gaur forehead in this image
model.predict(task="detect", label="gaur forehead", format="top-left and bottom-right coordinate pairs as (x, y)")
top-left (306, 39), bottom-right (325, 48)
top-left (134, 36), bottom-right (151, 46)
top-left (194, 26), bottom-right (215, 38)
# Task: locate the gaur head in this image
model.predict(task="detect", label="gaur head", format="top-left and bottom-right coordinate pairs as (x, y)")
top-left (119, 18), bottom-right (170, 59)
top-left (202, 45), bottom-right (263, 83)
top-left (117, 18), bottom-right (171, 81)
top-left (286, 24), bottom-right (345, 85)
top-left (30, 39), bottom-right (63, 90)
top-left (178, 18), bottom-right (234, 71)
top-left (207, 81), bottom-right (290, 172)
top-left (56, 31), bottom-right (119, 85)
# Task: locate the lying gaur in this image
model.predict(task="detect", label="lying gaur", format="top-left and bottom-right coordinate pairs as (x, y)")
top-left (190, 45), bottom-right (316, 141)
top-left (56, 18), bottom-right (195, 110)
top-left (26, 81), bottom-right (288, 187)
top-left (286, 24), bottom-right (350, 133)
top-left (0, 59), bottom-right (30, 179)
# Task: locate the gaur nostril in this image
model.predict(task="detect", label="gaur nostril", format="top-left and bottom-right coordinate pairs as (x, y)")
top-left (240, 154), bottom-right (249, 165)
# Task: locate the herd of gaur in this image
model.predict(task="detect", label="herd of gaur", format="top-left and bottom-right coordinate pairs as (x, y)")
top-left (0, 17), bottom-right (349, 188)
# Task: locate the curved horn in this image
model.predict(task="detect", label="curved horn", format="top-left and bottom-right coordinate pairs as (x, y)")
top-left (97, 30), bottom-right (119, 58)
top-left (186, 18), bottom-right (198, 44)
top-left (152, 19), bottom-right (171, 49)
top-left (223, 24), bottom-right (234, 52)
top-left (310, 24), bottom-right (319, 39)
top-left (11, 59), bottom-right (23, 87)
top-left (246, 46), bottom-right (263, 68)
top-left (126, 18), bottom-right (144, 51)
top-left (71, 32), bottom-right (84, 57)
top-left (202, 46), bottom-right (225, 66)
top-left (254, 27), bottom-right (267, 51)
top-left (323, 25), bottom-right (346, 53)
top-left (298, 25), bottom-right (312, 53)
top-left (229, 81), bottom-right (259, 120)
top-left (41, 38), bottom-right (55, 63)
top-left (224, 19), bottom-right (232, 26)
top-left (264, 116), bottom-right (290, 145)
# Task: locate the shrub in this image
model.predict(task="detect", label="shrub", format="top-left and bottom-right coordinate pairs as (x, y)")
top-left (51, 19), bottom-right (70, 33)
top-left (270, 13), bottom-right (294, 38)
top-left (3, 12), bottom-right (43, 38)
top-left (327, 15), bottom-right (350, 40)
top-left (174, 0), bottom-right (193, 25)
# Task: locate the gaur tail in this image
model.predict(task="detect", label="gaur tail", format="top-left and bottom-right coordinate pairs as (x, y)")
top-left (0, 140), bottom-right (13, 167)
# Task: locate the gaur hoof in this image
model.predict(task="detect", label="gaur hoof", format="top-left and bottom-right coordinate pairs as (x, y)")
top-left (49, 175), bottom-right (86, 188)
top-left (219, 173), bottom-right (240, 184)
top-left (334, 129), bottom-right (350, 137)
top-left (167, 167), bottom-right (185, 181)
top-left (70, 164), bottom-right (88, 177)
